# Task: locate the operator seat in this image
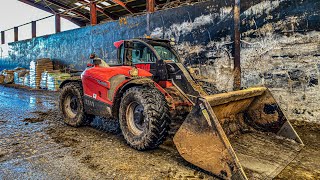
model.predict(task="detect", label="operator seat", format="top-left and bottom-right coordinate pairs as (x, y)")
top-left (93, 57), bottom-right (110, 68)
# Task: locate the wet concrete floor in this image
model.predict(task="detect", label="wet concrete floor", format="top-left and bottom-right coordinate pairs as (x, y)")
top-left (0, 85), bottom-right (319, 179)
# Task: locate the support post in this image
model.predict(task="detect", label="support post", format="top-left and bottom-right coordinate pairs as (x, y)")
top-left (146, 0), bottom-right (155, 13)
top-left (55, 14), bottom-right (61, 33)
top-left (233, 0), bottom-right (241, 90)
top-left (1, 31), bottom-right (4, 44)
top-left (32, 21), bottom-right (37, 38)
top-left (90, 1), bottom-right (98, 25)
top-left (14, 27), bottom-right (18, 42)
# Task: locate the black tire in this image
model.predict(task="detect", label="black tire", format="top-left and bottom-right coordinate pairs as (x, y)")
top-left (119, 86), bottom-right (170, 150)
top-left (59, 82), bottom-right (94, 127)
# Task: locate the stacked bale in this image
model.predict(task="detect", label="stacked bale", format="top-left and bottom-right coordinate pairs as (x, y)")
top-left (40, 71), bottom-right (48, 89)
top-left (14, 68), bottom-right (28, 85)
top-left (24, 72), bottom-right (30, 87)
top-left (30, 59), bottom-right (53, 89)
top-left (3, 70), bottom-right (15, 84)
top-left (0, 74), bottom-right (4, 84)
top-left (47, 72), bottom-right (71, 91)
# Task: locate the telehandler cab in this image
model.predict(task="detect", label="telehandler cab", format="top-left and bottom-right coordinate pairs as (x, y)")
top-left (59, 38), bottom-right (303, 179)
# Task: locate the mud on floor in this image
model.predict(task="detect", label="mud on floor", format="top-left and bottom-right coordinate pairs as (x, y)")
top-left (23, 117), bottom-right (44, 123)
top-left (41, 115), bottom-right (215, 179)
top-left (42, 114), bottom-right (320, 179)
top-left (22, 110), bottom-right (55, 123)
top-left (3, 113), bottom-right (320, 179)
top-left (275, 121), bottom-right (320, 180)
top-left (0, 85), bottom-right (319, 179)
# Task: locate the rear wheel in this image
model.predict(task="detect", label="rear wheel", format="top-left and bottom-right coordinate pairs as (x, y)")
top-left (59, 82), bottom-right (94, 127)
top-left (119, 86), bottom-right (170, 150)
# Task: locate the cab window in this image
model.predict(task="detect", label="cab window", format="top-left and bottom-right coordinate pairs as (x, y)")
top-left (153, 45), bottom-right (178, 62)
top-left (131, 42), bottom-right (156, 63)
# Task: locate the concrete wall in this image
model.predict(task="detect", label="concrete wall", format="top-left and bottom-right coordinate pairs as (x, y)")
top-left (241, 0), bottom-right (320, 122)
top-left (1, 0), bottom-right (320, 122)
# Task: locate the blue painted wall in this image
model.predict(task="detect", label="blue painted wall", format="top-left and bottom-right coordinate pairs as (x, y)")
top-left (5, 0), bottom-right (234, 70)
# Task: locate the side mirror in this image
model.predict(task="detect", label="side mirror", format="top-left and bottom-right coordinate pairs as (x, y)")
top-left (90, 53), bottom-right (96, 59)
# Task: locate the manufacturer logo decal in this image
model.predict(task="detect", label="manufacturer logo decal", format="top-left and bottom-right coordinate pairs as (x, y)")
top-left (93, 94), bottom-right (97, 99)
top-left (96, 80), bottom-right (108, 87)
top-left (84, 99), bottom-right (95, 107)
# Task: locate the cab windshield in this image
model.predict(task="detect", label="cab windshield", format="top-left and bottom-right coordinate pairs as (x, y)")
top-left (153, 45), bottom-right (178, 62)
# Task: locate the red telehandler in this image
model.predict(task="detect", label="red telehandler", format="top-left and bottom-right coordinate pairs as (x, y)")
top-left (59, 38), bottom-right (303, 179)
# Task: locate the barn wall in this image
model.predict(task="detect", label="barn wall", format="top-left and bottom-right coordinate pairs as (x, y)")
top-left (1, 0), bottom-right (320, 122)
top-left (5, 0), bottom-right (234, 70)
top-left (240, 0), bottom-right (320, 122)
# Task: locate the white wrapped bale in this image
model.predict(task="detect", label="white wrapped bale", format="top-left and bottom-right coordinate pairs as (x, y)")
top-left (30, 61), bottom-right (36, 88)
top-left (14, 71), bottom-right (20, 84)
top-left (47, 73), bottom-right (71, 91)
top-left (40, 71), bottom-right (48, 89)
top-left (24, 73), bottom-right (30, 87)
top-left (29, 59), bottom-right (53, 89)
top-left (14, 69), bottom-right (28, 85)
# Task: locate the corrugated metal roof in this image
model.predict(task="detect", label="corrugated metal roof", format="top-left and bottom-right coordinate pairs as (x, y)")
top-left (18, 0), bottom-right (190, 26)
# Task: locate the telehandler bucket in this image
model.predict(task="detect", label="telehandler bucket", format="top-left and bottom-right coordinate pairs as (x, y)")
top-left (173, 87), bottom-right (304, 180)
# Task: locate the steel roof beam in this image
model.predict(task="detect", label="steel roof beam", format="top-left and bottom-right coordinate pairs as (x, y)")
top-left (78, 0), bottom-right (118, 20)
top-left (110, 0), bottom-right (136, 14)
top-left (44, 0), bottom-right (90, 21)
top-left (18, 0), bottom-right (86, 26)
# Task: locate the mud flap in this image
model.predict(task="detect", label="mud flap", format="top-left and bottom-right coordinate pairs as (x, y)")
top-left (173, 87), bottom-right (304, 180)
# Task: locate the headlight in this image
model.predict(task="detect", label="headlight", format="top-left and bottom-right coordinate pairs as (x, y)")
top-left (170, 38), bottom-right (176, 45)
top-left (129, 67), bottom-right (139, 77)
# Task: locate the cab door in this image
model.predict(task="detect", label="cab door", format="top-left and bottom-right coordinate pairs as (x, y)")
top-left (121, 40), bottom-right (168, 81)
top-left (130, 41), bottom-right (157, 75)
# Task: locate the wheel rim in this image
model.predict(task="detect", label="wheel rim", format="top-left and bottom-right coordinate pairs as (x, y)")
top-left (64, 94), bottom-right (78, 119)
top-left (126, 101), bottom-right (145, 136)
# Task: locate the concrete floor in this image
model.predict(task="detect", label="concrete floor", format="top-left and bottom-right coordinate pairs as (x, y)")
top-left (0, 85), bottom-right (319, 179)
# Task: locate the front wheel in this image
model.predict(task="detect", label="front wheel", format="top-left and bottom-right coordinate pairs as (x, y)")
top-left (59, 82), bottom-right (94, 127)
top-left (119, 86), bottom-right (170, 150)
